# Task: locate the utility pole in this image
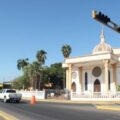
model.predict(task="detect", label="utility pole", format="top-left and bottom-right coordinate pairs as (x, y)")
top-left (92, 10), bottom-right (120, 33)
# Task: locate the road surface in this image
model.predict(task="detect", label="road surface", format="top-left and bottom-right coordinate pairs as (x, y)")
top-left (0, 100), bottom-right (120, 120)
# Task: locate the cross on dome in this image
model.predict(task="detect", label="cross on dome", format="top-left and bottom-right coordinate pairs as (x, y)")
top-left (100, 26), bottom-right (105, 43)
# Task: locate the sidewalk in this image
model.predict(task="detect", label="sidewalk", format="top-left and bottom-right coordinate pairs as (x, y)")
top-left (22, 97), bottom-right (120, 105)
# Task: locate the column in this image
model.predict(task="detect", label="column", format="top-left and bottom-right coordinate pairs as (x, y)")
top-left (68, 64), bottom-right (72, 91)
top-left (104, 60), bottom-right (109, 93)
top-left (66, 68), bottom-right (69, 90)
top-left (112, 63), bottom-right (116, 92)
top-left (79, 67), bottom-right (83, 92)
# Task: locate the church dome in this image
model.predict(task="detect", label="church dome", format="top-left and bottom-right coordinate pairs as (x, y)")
top-left (92, 29), bottom-right (113, 54)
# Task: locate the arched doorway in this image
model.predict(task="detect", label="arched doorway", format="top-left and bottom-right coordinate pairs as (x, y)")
top-left (94, 79), bottom-right (101, 92)
top-left (71, 82), bottom-right (76, 92)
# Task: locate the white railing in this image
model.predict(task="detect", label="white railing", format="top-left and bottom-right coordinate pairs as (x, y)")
top-left (18, 90), bottom-right (45, 99)
top-left (71, 92), bottom-right (120, 101)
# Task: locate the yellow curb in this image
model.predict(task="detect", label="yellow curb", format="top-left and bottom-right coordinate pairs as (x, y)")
top-left (0, 111), bottom-right (19, 120)
top-left (96, 106), bottom-right (120, 111)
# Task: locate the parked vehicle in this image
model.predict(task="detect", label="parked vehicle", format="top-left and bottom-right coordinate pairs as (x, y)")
top-left (0, 89), bottom-right (22, 103)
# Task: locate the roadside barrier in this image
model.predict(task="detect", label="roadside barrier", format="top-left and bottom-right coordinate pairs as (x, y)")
top-left (17, 90), bottom-right (45, 100)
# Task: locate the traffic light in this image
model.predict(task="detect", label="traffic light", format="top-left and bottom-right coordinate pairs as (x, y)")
top-left (92, 10), bottom-right (110, 24)
top-left (92, 10), bottom-right (120, 34)
top-left (116, 27), bottom-right (120, 32)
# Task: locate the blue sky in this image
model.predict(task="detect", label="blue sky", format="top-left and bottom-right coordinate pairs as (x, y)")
top-left (0, 0), bottom-right (120, 82)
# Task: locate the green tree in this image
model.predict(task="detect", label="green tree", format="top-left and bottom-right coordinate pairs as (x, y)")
top-left (12, 75), bottom-right (30, 90)
top-left (43, 63), bottom-right (64, 89)
top-left (117, 85), bottom-right (120, 91)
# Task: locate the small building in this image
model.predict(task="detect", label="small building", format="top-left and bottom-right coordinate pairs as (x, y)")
top-left (62, 29), bottom-right (120, 97)
top-left (3, 82), bottom-right (12, 89)
top-left (0, 83), bottom-right (3, 90)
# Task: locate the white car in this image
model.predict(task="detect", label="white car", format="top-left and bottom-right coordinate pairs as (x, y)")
top-left (0, 89), bottom-right (22, 103)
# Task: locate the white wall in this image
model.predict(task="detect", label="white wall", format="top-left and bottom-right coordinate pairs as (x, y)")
top-left (71, 64), bottom-right (119, 94)
top-left (71, 67), bottom-right (81, 93)
top-left (18, 90), bottom-right (45, 99)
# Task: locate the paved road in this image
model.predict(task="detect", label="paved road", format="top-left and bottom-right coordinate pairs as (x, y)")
top-left (0, 100), bottom-right (120, 120)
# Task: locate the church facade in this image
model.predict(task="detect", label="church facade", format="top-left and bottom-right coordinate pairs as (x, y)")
top-left (62, 30), bottom-right (120, 95)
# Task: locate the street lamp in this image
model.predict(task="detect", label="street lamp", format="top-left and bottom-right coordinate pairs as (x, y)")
top-left (92, 10), bottom-right (120, 33)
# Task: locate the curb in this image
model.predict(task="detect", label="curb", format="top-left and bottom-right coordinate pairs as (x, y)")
top-left (96, 105), bottom-right (120, 111)
top-left (0, 117), bottom-right (4, 120)
top-left (0, 111), bottom-right (18, 120)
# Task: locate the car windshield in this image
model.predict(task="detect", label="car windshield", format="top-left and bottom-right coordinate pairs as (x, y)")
top-left (6, 90), bottom-right (16, 93)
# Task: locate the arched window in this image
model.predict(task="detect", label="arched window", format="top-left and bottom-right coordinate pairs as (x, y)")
top-left (85, 72), bottom-right (88, 90)
top-left (108, 71), bottom-right (111, 90)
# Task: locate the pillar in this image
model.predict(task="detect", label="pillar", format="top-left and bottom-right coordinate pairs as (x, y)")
top-left (79, 67), bottom-right (83, 92)
top-left (104, 60), bottom-right (109, 93)
top-left (68, 64), bottom-right (72, 91)
top-left (112, 63), bottom-right (116, 92)
top-left (66, 68), bottom-right (69, 90)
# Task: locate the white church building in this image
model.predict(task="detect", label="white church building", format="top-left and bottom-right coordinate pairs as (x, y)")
top-left (62, 30), bottom-right (120, 100)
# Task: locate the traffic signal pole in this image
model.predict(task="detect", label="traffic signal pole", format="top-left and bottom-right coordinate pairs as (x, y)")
top-left (92, 10), bottom-right (120, 33)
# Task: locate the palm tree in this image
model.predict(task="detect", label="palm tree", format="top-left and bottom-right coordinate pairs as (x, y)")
top-left (17, 58), bottom-right (29, 89)
top-left (30, 61), bottom-right (42, 89)
top-left (36, 50), bottom-right (47, 65)
top-left (25, 61), bottom-right (41, 89)
top-left (61, 44), bottom-right (72, 58)
top-left (23, 64), bottom-right (33, 89)
top-left (17, 58), bottom-right (29, 71)
top-left (36, 50), bottom-right (47, 90)
top-left (61, 44), bottom-right (72, 89)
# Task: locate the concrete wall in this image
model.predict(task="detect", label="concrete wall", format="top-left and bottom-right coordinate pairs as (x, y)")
top-left (18, 90), bottom-right (45, 99)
